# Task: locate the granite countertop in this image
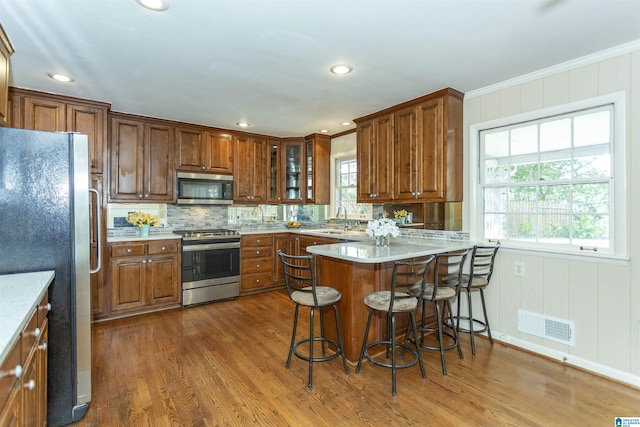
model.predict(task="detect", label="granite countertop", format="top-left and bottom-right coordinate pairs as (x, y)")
top-left (0, 270), bottom-right (54, 365)
top-left (306, 238), bottom-right (474, 263)
top-left (107, 233), bottom-right (182, 243)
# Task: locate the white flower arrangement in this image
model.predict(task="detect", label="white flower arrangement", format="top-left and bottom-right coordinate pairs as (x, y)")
top-left (365, 217), bottom-right (400, 238)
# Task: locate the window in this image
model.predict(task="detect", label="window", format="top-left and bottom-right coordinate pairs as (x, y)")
top-left (474, 94), bottom-right (626, 257)
top-left (334, 157), bottom-right (371, 219)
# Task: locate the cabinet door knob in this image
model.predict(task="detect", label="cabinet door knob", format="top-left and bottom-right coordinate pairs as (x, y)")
top-left (256, 264), bottom-right (260, 268)
top-left (144, 194), bottom-right (149, 198)
top-left (256, 251), bottom-right (260, 255)
top-left (2, 364), bottom-right (23, 379)
top-left (33, 327), bottom-right (41, 339)
top-left (127, 248), bottom-right (132, 253)
top-left (138, 194), bottom-right (143, 198)
top-left (201, 166), bottom-right (206, 170)
top-left (39, 342), bottom-right (48, 351)
top-left (148, 259), bottom-right (153, 263)
top-left (256, 279), bottom-right (260, 283)
top-left (142, 260), bottom-right (146, 264)
top-left (24, 379), bottom-right (35, 391)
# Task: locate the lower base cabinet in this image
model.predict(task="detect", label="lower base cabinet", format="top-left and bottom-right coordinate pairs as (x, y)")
top-left (106, 239), bottom-right (181, 318)
top-left (0, 291), bottom-right (49, 427)
top-left (240, 233), bottom-right (289, 295)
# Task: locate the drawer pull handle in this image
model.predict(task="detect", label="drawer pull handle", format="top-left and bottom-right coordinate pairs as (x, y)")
top-left (148, 259), bottom-right (153, 263)
top-left (161, 246), bottom-right (166, 251)
top-left (24, 379), bottom-right (35, 391)
top-left (127, 249), bottom-right (132, 253)
top-left (256, 264), bottom-right (260, 268)
top-left (39, 342), bottom-right (48, 351)
top-left (256, 251), bottom-right (260, 255)
top-left (1, 365), bottom-right (23, 379)
top-left (33, 327), bottom-right (41, 339)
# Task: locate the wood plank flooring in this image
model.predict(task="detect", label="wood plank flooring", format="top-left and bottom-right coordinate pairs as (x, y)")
top-left (72, 289), bottom-right (640, 426)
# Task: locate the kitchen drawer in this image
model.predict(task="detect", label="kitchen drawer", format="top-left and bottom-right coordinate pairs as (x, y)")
top-left (241, 235), bottom-right (272, 248)
top-left (111, 243), bottom-right (146, 257)
top-left (242, 257), bottom-right (272, 275)
top-left (242, 245), bottom-right (271, 259)
top-left (148, 240), bottom-right (179, 255)
top-left (36, 291), bottom-right (50, 328)
top-left (21, 307), bottom-right (39, 360)
top-left (242, 272), bottom-right (273, 291)
top-left (0, 339), bottom-right (20, 412)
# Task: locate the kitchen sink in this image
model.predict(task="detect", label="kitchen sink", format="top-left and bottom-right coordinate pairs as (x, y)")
top-left (300, 229), bottom-right (368, 238)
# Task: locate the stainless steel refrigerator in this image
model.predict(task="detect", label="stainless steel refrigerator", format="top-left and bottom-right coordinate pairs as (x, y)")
top-left (0, 127), bottom-right (99, 426)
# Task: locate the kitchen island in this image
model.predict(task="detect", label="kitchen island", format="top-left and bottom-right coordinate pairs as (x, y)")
top-left (306, 238), bottom-right (473, 362)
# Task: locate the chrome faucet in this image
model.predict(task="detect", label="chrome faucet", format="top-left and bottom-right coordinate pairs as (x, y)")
top-left (252, 204), bottom-right (265, 223)
top-left (336, 204), bottom-right (348, 232)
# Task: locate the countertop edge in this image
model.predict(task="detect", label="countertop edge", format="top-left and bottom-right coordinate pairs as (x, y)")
top-left (0, 270), bottom-right (54, 365)
top-left (107, 233), bottom-right (182, 243)
top-left (306, 241), bottom-right (474, 263)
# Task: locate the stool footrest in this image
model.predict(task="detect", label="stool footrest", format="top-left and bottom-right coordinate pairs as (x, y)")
top-left (362, 341), bottom-right (421, 370)
top-left (412, 328), bottom-right (459, 351)
top-left (292, 337), bottom-right (344, 363)
top-left (446, 315), bottom-right (489, 335)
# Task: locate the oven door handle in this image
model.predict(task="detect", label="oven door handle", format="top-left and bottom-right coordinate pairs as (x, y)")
top-left (183, 242), bottom-right (241, 252)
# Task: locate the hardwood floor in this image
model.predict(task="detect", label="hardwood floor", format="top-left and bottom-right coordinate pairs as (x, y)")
top-left (72, 289), bottom-right (639, 426)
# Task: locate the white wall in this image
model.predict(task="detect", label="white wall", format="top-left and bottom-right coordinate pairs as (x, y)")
top-left (462, 41), bottom-right (640, 386)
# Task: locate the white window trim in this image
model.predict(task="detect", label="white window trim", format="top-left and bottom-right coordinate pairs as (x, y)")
top-left (469, 91), bottom-right (627, 259)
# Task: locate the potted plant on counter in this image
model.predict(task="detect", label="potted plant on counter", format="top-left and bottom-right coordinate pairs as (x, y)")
top-left (127, 211), bottom-right (160, 237)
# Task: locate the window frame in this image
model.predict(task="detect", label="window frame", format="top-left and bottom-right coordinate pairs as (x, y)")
top-left (469, 91), bottom-right (627, 259)
top-left (332, 155), bottom-right (372, 220)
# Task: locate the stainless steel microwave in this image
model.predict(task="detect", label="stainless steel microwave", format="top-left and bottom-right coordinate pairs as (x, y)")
top-left (176, 172), bottom-right (233, 205)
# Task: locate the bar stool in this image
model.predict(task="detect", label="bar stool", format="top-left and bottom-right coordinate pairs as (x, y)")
top-left (406, 249), bottom-right (469, 376)
top-left (277, 250), bottom-right (349, 389)
top-left (445, 243), bottom-right (500, 354)
top-left (356, 257), bottom-right (434, 396)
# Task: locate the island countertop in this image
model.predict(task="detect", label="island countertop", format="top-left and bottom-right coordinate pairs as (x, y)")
top-left (0, 270), bottom-right (54, 365)
top-left (306, 238), bottom-right (474, 263)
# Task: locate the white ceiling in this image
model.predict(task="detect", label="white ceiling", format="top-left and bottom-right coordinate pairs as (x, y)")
top-left (1, 0), bottom-right (639, 138)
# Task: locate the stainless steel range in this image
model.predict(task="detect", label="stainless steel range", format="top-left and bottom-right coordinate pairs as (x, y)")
top-left (175, 229), bottom-right (241, 306)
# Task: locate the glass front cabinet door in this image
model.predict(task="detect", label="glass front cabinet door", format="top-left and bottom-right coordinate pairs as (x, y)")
top-left (281, 140), bottom-right (304, 204)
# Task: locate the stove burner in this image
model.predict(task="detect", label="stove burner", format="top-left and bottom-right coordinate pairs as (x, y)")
top-left (174, 229), bottom-right (240, 240)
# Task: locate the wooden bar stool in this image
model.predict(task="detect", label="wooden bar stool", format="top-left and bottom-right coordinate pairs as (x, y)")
top-left (278, 250), bottom-right (349, 389)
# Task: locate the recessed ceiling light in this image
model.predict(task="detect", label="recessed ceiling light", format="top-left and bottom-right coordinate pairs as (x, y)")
top-left (319, 129), bottom-right (329, 133)
top-left (330, 64), bottom-right (353, 75)
top-left (48, 73), bottom-right (74, 83)
top-left (236, 122), bottom-right (250, 128)
top-left (341, 121), bottom-right (351, 126)
top-left (136, 0), bottom-right (170, 11)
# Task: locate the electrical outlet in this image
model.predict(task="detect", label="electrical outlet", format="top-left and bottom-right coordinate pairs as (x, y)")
top-left (514, 261), bottom-right (525, 277)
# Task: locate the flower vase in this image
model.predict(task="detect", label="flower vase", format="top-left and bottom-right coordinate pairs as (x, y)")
top-left (140, 224), bottom-right (150, 237)
top-left (375, 235), bottom-right (390, 247)
top-left (400, 217), bottom-right (406, 225)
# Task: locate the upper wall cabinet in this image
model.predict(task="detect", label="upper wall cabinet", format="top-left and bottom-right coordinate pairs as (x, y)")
top-left (233, 135), bottom-right (267, 204)
top-left (109, 113), bottom-right (175, 203)
top-left (356, 113), bottom-right (394, 203)
top-left (9, 88), bottom-right (109, 174)
top-left (0, 25), bottom-right (14, 128)
top-left (304, 133), bottom-right (331, 205)
top-left (176, 125), bottom-right (233, 174)
top-left (355, 88), bottom-right (463, 203)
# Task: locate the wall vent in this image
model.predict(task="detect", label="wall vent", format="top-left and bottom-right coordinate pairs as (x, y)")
top-left (518, 309), bottom-right (575, 346)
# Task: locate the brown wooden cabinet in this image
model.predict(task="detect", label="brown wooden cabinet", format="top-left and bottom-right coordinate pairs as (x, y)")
top-left (176, 126), bottom-right (233, 174)
top-left (355, 88), bottom-right (463, 203)
top-left (266, 140), bottom-right (282, 204)
top-left (0, 291), bottom-right (49, 427)
top-left (0, 25), bottom-right (14, 128)
top-left (108, 239), bottom-right (181, 316)
top-left (356, 114), bottom-right (393, 202)
top-left (304, 134), bottom-right (331, 204)
top-left (281, 139), bottom-right (305, 204)
top-left (233, 135), bottom-right (267, 203)
top-left (109, 114), bottom-right (175, 202)
top-left (240, 234), bottom-right (274, 294)
top-left (9, 88), bottom-right (109, 175)
top-left (272, 233), bottom-right (291, 284)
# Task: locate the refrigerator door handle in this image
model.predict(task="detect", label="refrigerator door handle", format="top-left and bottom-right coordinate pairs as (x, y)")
top-left (89, 188), bottom-right (102, 274)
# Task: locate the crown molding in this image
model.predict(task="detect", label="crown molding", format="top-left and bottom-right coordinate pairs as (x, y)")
top-left (466, 39), bottom-right (640, 99)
